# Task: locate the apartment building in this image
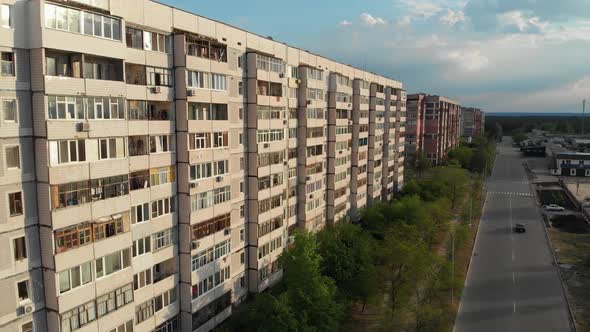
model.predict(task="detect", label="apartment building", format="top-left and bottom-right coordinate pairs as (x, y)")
top-left (0, 0), bottom-right (405, 331)
top-left (406, 94), bottom-right (460, 165)
top-left (461, 107), bottom-right (485, 139)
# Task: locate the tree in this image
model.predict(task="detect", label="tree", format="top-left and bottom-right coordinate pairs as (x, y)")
top-left (415, 153), bottom-right (432, 178)
top-left (317, 223), bottom-right (378, 310)
top-left (229, 293), bottom-right (300, 332)
top-left (280, 232), bottom-right (342, 332)
top-left (432, 167), bottom-right (469, 210)
top-left (448, 145), bottom-right (474, 169)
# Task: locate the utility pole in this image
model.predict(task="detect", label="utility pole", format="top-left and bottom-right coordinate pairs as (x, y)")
top-left (451, 233), bottom-right (455, 305)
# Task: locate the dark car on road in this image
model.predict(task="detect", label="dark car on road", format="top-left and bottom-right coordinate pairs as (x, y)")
top-left (514, 223), bottom-right (526, 233)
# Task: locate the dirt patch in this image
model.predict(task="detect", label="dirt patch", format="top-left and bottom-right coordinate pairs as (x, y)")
top-left (550, 214), bottom-right (590, 234)
top-left (548, 228), bottom-right (590, 331)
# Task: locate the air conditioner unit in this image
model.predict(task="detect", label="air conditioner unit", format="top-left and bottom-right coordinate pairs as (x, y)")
top-left (77, 122), bottom-right (90, 132)
top-left (216, 176), bottom-right (224, 182)
top-left (306, 100), bottom-right (312, 105)
top-left (192, 241), bottom-right (200, 250)
top-left (190, 182), bottom-right (199, 189)
top-left (224, 228), bottom-right (231, 236)
top-left (263, 143), bottom-right (270, 148)
top-left (296, 79), bottom-right (301, 84)
top-left (151, 86), bottom-right (162, 94)
top-left (348, 120), bottom-right (353, 125)
top-left (283, 161), bottom-right (288, 166)
top-left (283, 120), bottom-right (287, 125)
top-left (24, 305), bottom-right (33, 314)
top-left (309, 194), bottom-right (313, 199)
top-left (305, 176), bottom-right (311, 181)
top-left (339, 150), bottom-right (343, 154)
top-left (278, 73), bottom-right (285, 78)
top-left (187, 89), bottom-right (196, 96)
top-left (348, 103), bottom-right (352, 107)
top-left (17, 304), bottom-right (33, 316)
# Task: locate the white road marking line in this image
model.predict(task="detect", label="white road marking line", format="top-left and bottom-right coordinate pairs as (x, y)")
top-left (513, 301), bottom-right (516, 313)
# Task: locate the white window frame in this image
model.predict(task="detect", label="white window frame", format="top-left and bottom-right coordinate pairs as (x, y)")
top-left (2, 98), bottom-right (17, 123)
top-left (1, 4), bottom-right (12, 28)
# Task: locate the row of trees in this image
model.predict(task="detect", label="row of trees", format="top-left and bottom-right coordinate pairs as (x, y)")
top-left (225, 164), bottom-right (478, 332)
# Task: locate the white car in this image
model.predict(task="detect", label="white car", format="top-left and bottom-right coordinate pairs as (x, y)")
top-left (544, 204), bottom-right (565, 212)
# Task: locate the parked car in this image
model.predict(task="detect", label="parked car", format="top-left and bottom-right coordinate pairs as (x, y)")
top-left (544, 204), bottom-right (565, 212)
top-left (514, 223), bottom-right (527, 233)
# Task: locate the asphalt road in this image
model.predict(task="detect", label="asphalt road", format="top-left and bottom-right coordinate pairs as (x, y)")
top-left (455, 138), bottom-right (572, 332)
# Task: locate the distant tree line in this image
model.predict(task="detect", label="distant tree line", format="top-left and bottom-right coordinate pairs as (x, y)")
top-left (486, 115), bottom-right (590, 136)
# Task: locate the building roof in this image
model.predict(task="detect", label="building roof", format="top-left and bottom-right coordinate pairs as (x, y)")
top-left (556, 152), bottom-right (590, 161)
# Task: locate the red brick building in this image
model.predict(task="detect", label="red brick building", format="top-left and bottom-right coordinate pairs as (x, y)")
top-left (406, 94), bottom-right (461, 165)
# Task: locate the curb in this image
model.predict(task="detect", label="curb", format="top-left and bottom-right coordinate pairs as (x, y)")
top-left (453, 171), bottom-right (491, 332)
top-left (531, 182), bottom-right (578, 332)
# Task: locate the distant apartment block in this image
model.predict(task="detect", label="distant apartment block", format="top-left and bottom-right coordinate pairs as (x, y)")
top-left (0, 1), bottom-right (406, 331)
top-left (461, 107), bottom-right (485, 139)
top-left (405, 94), bottom-right (461, 165)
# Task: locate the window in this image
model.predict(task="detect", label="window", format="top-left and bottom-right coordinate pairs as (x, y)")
top-left (60, 300), bottom-right (96, 332)
top-left (45, 3), bottom-right (121, 41)
top-left (150, 166), bottom-right (176, 186)
top-left (190, 214), bottom-right (231, 240)
top-left (1, 4), bottom-right (11, 28)
top-left (155, 317), bottom-right (179, 332)
top-left (147, 67), bottom-right (172, 86)
top-left (2, 99), bottom-right (16, 122)
top-left (125, 27), bottom-right (143, 49)
top-left (5, 146), bottom-right (20, 169)
top-left (191, 266), bottom-right (230, 299)
top-left (187, 71), bottom-right (227, 90)
top-left (1, 52), bottom-right (14, 76)
top-left (188, 103), bottom-right (228, 120)
top-left (17, 280), bottom-right (30, 302)
top-left (256, 54), bottom-right (285, 73)
top-left (59, 262), bottom-right (93, 293)
top-left (98, 138), bottom-right (125, 160)
top-left (133, 269), bottom-right (152, 291)
top-left (132, 236), bottom-right (151, 257)
top-left (13, 237), bottom-right (27, 260)
top-left (51, 180), bottom-right (90, 210)
top-left (187, 37), bottom-right (227, 62)
top-left (8, 191), bottom-right (23, 216)
top-left (151, 196), bottom-right (176, 219)
top-left (257, 129), bottom-right (284, 143)
top-left (96, 284), bottom-right (133, 318)
top-left (21, 322), bottom-right (33, 332)
top-left (90, 175), bottom-right (129, 201)
top-left (150, 135), bottom-right (174, 153)
top-left (95, 248), bottom-right (131, 278)
top-left (190, 186), bottom-right (231, 211)
top-left (107, 321), bottom-right (133, 332)
top-left (190, 160), bottom-right (229, 182)
top-left (153, 228), bottom-right (175, 251)
top-left (87, 97), bottom-right (125, 119)
top-left (192, 291), bottom-right (231, 329)
top-left (136, 298), bottom-right (155, 324)
top-left (143, 31), bottom-right (170, 53)
top-left (47, 96), bottom-right (84, 120)
top-left (55, 222), bottom-right (92, 253)
top-left (50, 140), bottom-right (86, 165)
top-left (131, 203), bottom-right (150, 224)
top-left (154, 288), bottom-right (177, 312)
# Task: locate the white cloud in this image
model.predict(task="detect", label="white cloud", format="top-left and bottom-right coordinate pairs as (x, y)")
top-left (360, 13), bottom-right (386, 26)
top-left (497, 11), bottom-right (548, 34)
top-left (440, 9), bottom-right (467, 26)
top-left (438, 49), bottom-right (489, 72)
top-left (398, 0), bottom-right (443, 19)
top-left (396, 15), bottom-right (412, 28)
top-left (339, 20), bottom-right (353, 27)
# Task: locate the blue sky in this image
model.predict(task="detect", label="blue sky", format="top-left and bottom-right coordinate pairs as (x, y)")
top-left (160, 0), bottom-right (590, 113)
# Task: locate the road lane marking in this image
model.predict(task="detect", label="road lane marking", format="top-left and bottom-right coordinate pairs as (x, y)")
top-left (513, 301), bottom-right (516, 313)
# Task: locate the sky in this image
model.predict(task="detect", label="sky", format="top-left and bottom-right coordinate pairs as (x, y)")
top-left (160, 0), bottom-right (590, 114)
